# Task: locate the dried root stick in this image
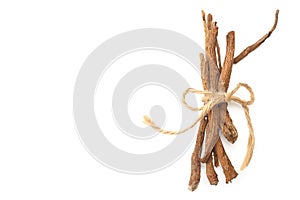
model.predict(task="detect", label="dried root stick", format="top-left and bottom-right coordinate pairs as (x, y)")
top-left (188, 118), bottom-right (207, 191)
top-left (215, 139), bottom-right (238, 183)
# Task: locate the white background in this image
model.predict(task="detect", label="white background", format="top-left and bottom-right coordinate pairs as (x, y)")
top-left (1, 0), bottom-right (299, 199)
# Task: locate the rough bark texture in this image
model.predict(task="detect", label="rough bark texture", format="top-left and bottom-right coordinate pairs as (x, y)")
top-left (188, 10), bottom-right (279, 191)
top-left (188, 118), bottom-right (207, 191)
top-left (222, 111), bottom-right (238, 143)
top-left (201, 12), bottom-right (221, 163)
top-left (201, 11), bottom-right (238, 183)
top-left (215, 139), bottom-right (238, 183)
top-left (206, 154), bottom-right (218, 185)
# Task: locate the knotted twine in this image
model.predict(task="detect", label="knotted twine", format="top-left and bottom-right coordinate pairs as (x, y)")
top-left (143, 82), bottom-right (255, 170)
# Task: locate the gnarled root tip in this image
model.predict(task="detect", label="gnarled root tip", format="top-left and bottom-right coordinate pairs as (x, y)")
top-left (188, 183), bottom-right (199, 192)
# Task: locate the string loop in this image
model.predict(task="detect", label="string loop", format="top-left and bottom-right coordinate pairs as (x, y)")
top-left (143, 82), bottom-right (255, 170)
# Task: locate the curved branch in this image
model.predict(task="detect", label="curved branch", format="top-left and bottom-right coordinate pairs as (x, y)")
top-left (234, 10), bottom-right (279, 64)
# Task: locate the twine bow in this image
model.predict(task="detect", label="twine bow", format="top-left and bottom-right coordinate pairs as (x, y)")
top-left (143, 82), bottom-right (255, 170)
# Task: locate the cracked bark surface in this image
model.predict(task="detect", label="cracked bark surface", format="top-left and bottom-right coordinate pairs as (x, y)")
top-left (188, 10), bottom-right (279, 191)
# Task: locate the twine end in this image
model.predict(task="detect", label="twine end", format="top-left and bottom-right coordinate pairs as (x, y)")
top-left (143, 115), bottom-right (152, 126)
top-left (240, 165), bottom-right (247, 171)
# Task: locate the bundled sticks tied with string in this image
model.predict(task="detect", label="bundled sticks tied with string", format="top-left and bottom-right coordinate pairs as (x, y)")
top-left (144, 10), bottom-right (279, 191)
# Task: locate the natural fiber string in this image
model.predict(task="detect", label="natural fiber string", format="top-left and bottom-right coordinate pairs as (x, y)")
top-left (143, 82), bottom-right (255, 170)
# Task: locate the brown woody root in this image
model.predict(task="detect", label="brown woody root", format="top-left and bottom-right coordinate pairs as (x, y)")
top-left (188, 10), bottom-right (279, 190)
top-left (188, 118), bottom-right (207, 191)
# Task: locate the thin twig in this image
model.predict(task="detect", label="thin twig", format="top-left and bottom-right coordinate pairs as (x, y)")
top-left (234, 10), bottom-right (279, 64)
